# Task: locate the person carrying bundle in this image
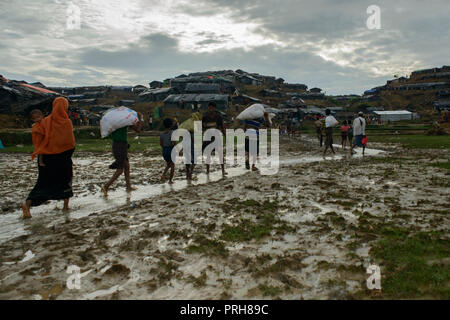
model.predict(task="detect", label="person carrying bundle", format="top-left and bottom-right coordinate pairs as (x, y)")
top-left (243, 113), bottom-right (270, 171)
top-left (100, 109), bottom-right (143, 196)
top-left (323, 109), bottom-right (339, 159)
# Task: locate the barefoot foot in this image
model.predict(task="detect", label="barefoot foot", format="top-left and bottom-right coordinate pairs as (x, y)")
top-left (21, 204), bottom-right (32, 219)
top-left (101, 185), bottom-right (108, 197)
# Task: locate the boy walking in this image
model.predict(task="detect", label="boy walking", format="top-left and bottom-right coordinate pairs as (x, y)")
top-left (160, 118), bottom-right (175, 184)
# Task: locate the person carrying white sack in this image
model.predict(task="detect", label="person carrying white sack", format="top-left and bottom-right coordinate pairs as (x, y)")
top-left (323, 109), bottom-right (339, 159)
top-left (237, 104), bottom-right (271, 171)
top-left (100, 108), bottom-right (143, 196)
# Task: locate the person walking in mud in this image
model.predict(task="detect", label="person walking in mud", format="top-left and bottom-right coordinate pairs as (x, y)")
top-left (348, 121), bottom-right (354, 147)
top-left (244, 112), bottom-right (270, 171)
top-left (323, 109), bottom-right (339, 159)
top-left (350, 112), bottom-right (366, 156)
top-left (22, 98), bottom-right (76, 219)
top-left (160, 118), bottom-right (175, 184)
top-left (314, 117), bottom-right (323, 147)
top-left (101, 114), bottom-right (142, 196)
top-left (202, 102), bottom-right (227, 176)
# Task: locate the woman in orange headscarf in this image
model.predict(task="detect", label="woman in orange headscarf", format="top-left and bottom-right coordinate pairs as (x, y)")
top-left (22, 97), bottom-right (76, 218)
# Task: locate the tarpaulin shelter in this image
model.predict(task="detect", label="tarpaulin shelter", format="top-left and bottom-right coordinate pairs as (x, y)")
top-left (373, 110), bottom-right (416, 122)
top-left (164, 94), bottom-right (229, 111)
top-left (0, 76), bottom-right (60, 114)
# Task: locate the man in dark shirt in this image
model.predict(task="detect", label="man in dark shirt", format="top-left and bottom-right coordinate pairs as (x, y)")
top-left (202, 102), bottom-right (226, 176)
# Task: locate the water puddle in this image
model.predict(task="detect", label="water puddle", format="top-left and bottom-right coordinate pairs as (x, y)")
top-left (0, 146), bottom-right (384, 244)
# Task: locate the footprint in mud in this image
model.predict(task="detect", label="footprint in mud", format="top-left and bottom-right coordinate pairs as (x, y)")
top-left (103, 264), bottom-right (131, 279)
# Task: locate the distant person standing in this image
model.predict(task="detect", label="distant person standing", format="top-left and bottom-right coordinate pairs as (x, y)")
top-left (73, 111), bottom-right (80, 127)
top-left (323, 109), bottom-right (338, 159)
top-left (340, 120), bottom-right (350, 150)
top-left (286, 119), bottom-right (292, 139)
top-left (350, 112), bottom-right (366, 156)
top-left (315, 118), bottom-right (323, 147)
top-left (149, 116), bottom-right (153, 130)
top-left (291, 118), bottom-right (297, 137)
top-left (68, 109), bottom-right (73, 125)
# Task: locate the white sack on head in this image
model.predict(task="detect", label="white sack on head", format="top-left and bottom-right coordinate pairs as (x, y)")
top-left (100, 107), bottom-right (139, 138)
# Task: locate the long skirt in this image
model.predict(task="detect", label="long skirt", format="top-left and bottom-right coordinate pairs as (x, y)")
top-left (27, 149), bottom-right (74, 207)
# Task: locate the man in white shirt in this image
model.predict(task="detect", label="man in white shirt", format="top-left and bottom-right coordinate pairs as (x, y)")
top-left (350, 112), bottom-right (366, 156)
top-left (323, 109), bottom-right (339, 159)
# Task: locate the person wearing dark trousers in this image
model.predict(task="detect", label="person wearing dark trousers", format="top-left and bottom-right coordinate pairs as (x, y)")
top-left (323, 109), bottom-right (339, 159)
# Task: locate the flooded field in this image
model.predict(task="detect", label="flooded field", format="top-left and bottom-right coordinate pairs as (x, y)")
top-left (0, 135), bottom-right (448, 299)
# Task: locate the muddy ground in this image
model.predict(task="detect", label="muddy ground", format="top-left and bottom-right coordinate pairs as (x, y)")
top-left (0, 135), bottom-right (448, 300)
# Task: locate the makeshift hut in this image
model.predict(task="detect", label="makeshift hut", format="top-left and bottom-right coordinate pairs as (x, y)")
top-left (163, 94), bottom-right (229, 111)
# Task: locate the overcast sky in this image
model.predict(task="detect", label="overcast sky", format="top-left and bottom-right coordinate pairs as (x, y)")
top-left (1, 0), bottom-right (449, 94)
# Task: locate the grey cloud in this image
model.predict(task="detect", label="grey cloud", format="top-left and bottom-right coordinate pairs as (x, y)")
top-left (0, 0), bottom-right (449, 94)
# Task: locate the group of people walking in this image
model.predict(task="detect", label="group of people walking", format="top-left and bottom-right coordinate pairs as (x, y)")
top-left (23, 99), bottom-right (270, 218)
top-left (158, 102), bottom-right (270, 184)
top-left (22, 97), bottom-right (368, 219)
top-left (315, 110), bottom-right (367, 158)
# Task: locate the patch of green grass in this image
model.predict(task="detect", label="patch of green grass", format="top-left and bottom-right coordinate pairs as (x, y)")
top-left (220, 199), bottom-right (292, 242)
top-left (0, 136), bottom-right (161, 153)
top-left (0, 144), bottom-right (34, 153)
top-left (185, 235), bottom-right (228, 257)
top-left (317, 260), bottom-right (332, 270)
top-left (367, 157), bottom-right (408, 164)
top-left (157, 259), bottom-right (179, 276)
top-left (372, 228), bottom-right (450, 299)
top-left (253, 254), bottom-right (305, 278)
top-left (428, 162), bottom-right (450, 170)
top-left (187, 271), bottom-right (208, 288)
top-left (366, 124), bottom-right (431, 131)
top-left (258, 282), bottom-right (282, 297)
top-left (221, 218), bottom-right (272, 242)
top-left (369, 134), bottom-right (450, 149)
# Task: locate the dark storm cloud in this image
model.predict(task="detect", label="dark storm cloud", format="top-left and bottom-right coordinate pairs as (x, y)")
top-left (78, 32), bottom-right (384, 93)
top-left (0, 0), bottom-right (449, 94)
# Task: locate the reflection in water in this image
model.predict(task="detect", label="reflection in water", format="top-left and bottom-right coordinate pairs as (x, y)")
top-left (0, 147), bottom-right (383, 244)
